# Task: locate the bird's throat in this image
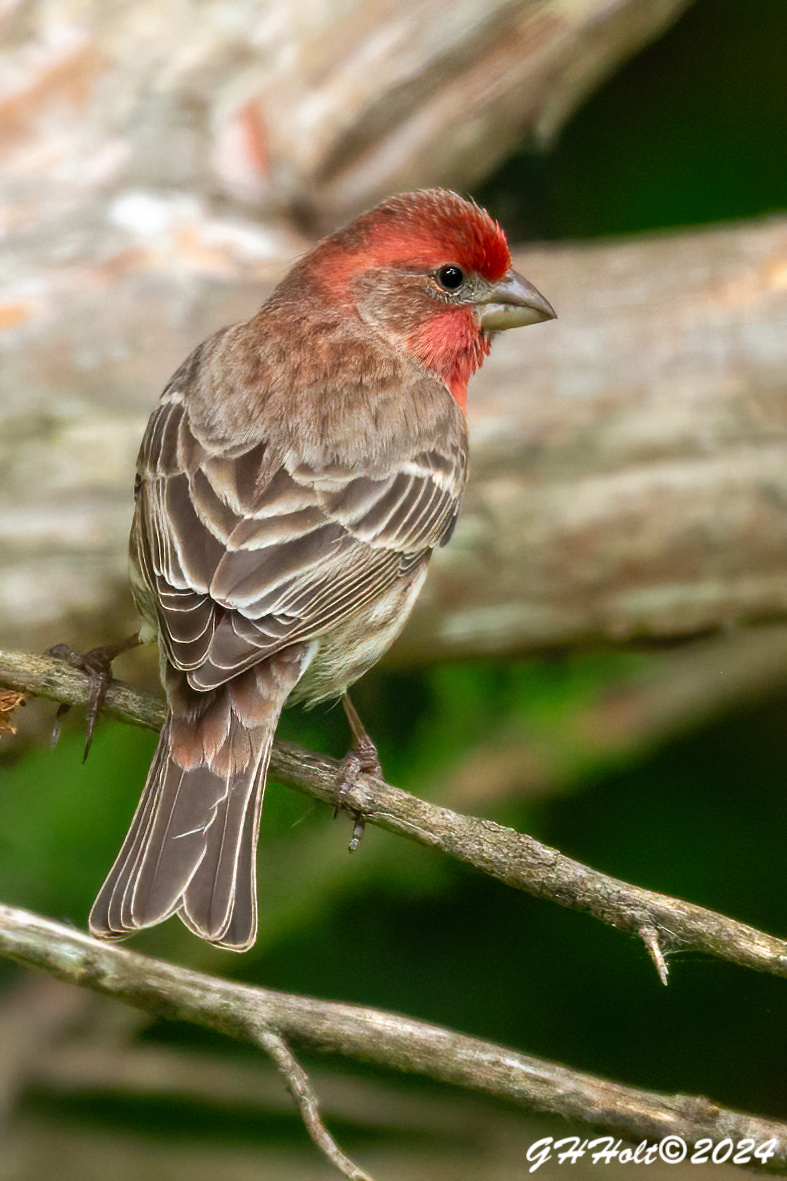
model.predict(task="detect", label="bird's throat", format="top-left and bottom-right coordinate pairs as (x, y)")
top-left (407, 308), bottom-right (490, 413)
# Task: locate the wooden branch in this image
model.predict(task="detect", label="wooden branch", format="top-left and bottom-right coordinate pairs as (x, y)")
top-left (3, 646), bottom-right (787, 985)
top-left (3, 217), bottom-right (786, 662)
top-left (223, 0), bottom-right (694, 228)
top-left (407, 216), bottom-right (787, 663)
top-left (0, 0), bottom-right (691, 229)
top-left (1, 1), bottom-right (781, 672)
top-left (254, 1027), bottom-right (373, 1181)
top-left (1, 902), bottom-right (786, 1168)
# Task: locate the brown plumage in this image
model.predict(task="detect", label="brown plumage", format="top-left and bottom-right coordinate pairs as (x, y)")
top-left (89, 189), bottom-right (555, 950)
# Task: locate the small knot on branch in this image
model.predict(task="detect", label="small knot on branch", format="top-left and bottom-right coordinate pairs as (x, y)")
top-left (639, 924), bottom-right (669, 985)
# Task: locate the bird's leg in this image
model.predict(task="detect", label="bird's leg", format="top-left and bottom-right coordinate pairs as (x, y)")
top-left (337, 693), bottom-right (382, 850)
top-left (48, 633), bottom-right (142, 761)
top-left (342, 692), bottom-right (382, 776)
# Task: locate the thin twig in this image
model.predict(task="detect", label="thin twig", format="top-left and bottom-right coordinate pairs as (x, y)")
top-left (255, 1026), bottom-right (376, 1181)
top-left (639, 925), bottom-right (669, 986)
top-left (0, 903), bottom-right (786, 1167)
top-left (1, 646), bottom-right (787, 983)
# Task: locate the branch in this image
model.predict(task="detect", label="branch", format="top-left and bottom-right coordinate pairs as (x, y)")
top-left (221, 0), bottom-right (694, 228)
top-left (1, 0), bottom-right (691, 230)
top-left (2, 646), bottom-right (787, 985)
top-left (1, 903), bottom-right (786, 1169)
top-left (4, 216), bottom-right (787, 662)
top-left (254, 1027), bottom-right (373, 1181)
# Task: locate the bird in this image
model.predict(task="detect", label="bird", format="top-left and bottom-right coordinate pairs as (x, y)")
top-left (88, 188), bottom-right (555, 950)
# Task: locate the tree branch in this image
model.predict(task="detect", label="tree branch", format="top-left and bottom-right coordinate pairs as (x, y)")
top-left (2, 646), bottom-right (787, 985)
top-left (255, 1026), bottom-right (374, 1181)
top-left (1, 902), bottom-right (786, 1170)
top-left (4, 217), bottom-right (787, 662)
top-left (0, 0), bottom-right (692, 233)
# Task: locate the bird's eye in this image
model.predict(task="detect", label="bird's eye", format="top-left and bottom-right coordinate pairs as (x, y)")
top-left (435, 265), bottom-right (465, 292)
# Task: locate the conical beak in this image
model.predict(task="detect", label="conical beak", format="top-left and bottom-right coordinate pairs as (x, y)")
top-left (479, 270), bottom-right (556, 331)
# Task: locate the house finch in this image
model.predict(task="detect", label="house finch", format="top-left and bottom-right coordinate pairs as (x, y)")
top-left (89, 188), bottom-right (555, 950)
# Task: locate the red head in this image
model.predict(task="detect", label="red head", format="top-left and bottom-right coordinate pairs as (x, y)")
top-left (318, 189), bottom-right (513, 287)
top-left (277, 189), bottom-right (555, 411)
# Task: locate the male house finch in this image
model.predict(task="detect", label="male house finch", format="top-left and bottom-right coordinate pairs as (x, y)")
top-left (89, 189), bottom-right (555, 950)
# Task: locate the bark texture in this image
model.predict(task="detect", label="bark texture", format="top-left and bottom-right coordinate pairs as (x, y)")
top-left (2, 217), bottom-right (786, 659)
top-left (6, 0), bottom-right (783, 667)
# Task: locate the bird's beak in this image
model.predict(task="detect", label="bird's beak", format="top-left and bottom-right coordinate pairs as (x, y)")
top-left (478, 270), bottom-right (556, 332)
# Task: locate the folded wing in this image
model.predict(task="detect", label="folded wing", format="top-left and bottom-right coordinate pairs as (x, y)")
top-left (134, 392), bottom-right (465, 690)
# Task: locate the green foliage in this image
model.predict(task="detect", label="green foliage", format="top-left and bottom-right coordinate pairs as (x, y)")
top-left (0, 721), bottom-right (156, 922)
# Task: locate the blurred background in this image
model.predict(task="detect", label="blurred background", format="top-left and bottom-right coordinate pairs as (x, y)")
top-left (1, 0), bottom-right (787, 1177)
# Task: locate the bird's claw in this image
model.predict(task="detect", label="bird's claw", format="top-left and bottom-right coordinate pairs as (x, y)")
top-left (348, 815), bottom-right (365, 853)
top-left (51, 701), bottom-right (71, 748)
top-left (48, 635), bottom-right (140, 761)
top-left (334, 740), bottom-right (381, 851)
top-left (335, 693), bottom-right (383, 850)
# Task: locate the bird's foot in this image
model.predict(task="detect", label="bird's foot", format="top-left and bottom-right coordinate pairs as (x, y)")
top-left (336, 745), bottom-right (380, 852)
top-left (336, 694), bottom-right (383, 851)
top-left (48, 635), bottom-right (141, 761)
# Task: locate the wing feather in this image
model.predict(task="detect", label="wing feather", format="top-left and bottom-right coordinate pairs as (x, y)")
top-left (135, 391), bottom-right (466, 689)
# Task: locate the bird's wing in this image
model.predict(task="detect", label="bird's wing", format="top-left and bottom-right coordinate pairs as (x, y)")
top-left (135, 392), bottom-right (465, 688)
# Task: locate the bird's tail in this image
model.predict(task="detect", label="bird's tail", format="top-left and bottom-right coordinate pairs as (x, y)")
top-left (89, 653), bottom-right (303, 951)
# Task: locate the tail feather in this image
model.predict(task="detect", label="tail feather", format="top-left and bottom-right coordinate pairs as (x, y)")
top-left (179, 731), bottom-right (273, 948)
top-left (89, 653), bottom-right (304, 950)
top-left (106, 729), bottom-right (172, 933)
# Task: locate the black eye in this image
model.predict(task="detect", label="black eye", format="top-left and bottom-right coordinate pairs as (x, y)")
top-left (436, 265), bottom-right (465, 292)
